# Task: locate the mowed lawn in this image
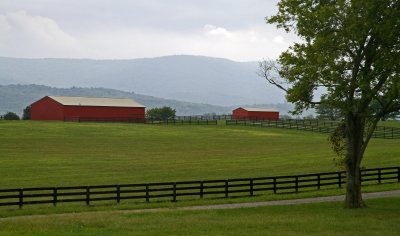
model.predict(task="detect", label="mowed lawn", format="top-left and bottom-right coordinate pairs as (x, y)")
top-left (0, 197), bottom-right (399, 236)
top-left (0, 121), bottom-right (399, 188)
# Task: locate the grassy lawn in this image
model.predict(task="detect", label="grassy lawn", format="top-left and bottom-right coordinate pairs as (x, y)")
top-left (0, 121), bottom-right (399, 189)
top-left (0, 196), bottom-right (399, 236)
top-left (379, 120), bottom-right (400, 128)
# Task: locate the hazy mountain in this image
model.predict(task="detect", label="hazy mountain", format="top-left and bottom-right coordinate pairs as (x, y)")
top-left (0, 84), bottom-right (309, 118)
top-left (0, 55), bottom-right (285, 106)
top-left (0, 84), bottom-right (232, 116)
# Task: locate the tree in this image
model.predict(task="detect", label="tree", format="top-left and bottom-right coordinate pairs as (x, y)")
top-left (22, 105), bottom-right (31, 120)
top-left (315, 103), bottom-right (342, 120)
top-left (261, 0), bottom-right (400, 208)
top-left (3, 112), bottom-right (20, 120)
top-left (146, 106), bottom-right (176, 120)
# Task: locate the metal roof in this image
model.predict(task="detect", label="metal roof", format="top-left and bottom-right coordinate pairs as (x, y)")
top-left (48, 96), bottom-right (145, 108)
top-left (240, 107), bottom-right (278, 112)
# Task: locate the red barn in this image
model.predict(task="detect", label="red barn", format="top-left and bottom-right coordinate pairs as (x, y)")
top-left (31, 96), bottom-right (145, 122)
top-left (232, 107), bottom-right (279, 120)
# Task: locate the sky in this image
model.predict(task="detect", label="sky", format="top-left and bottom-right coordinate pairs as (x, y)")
top-left (0, 0), bottom-right (299, 62)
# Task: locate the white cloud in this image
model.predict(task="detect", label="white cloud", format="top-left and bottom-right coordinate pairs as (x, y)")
top-left (203, 24), bottom-right (231, 37)
top-left (0, 11), bottom-right (78, 58)
top-left (0, 11), bottom-right (298, 61)
top-left (273, 35), bottom-right (285, 44)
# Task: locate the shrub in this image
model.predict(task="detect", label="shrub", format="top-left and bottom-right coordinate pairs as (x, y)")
top-left (3, 112), bottom-right (20, 120)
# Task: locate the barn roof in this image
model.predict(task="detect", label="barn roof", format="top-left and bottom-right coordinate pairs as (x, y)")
top-left (48, 96), bottom-right (145, 108)
top-left (240, 107), bottom-right (278, 112)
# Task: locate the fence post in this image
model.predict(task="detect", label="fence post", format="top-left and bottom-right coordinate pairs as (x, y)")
top-left (250, 179), bottom-right (254, 196)
top-left (378, 169), bottom-right (381, 184)
top-left (397, 167), bottom-right (400, 182)
top-left (145, 184), bottom-right (150, 203)
top-left (172, 182), bottom-right (177, 202)
top-left (116, 185), bottom-right (121, 203)
top-left (86, 186), bottom-right (90, 206)
top-left (398, 167), bottom-right (400, 182)
top-left (18, 188), bottom-right (23, 209)
top-left (273, 177), bottom-right (277, 194)
top-left (338, 172), bottom-right (342, 188)
top-left (200, 181), bottom-right (204, 199)
top-left (225, 180), bottom-right (229, 198)
top-left (295, 176), bottom-right (298, 193)
top-left (384, 126), bottom-right (386, 138)
top-left (53, 187), bottom-right (58, 206)
top-left (317, 174), bottom-right (321, 190)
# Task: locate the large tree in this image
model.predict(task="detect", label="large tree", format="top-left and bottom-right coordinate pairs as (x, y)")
top-left (261, 0), bottom-right (400, 208)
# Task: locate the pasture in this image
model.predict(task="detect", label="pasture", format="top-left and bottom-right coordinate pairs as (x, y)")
top-left (0, 121), bottom-right (399, 189)
top-left (0, 120), bottom-right (399, 234)
top-left (1, 197), bottom-right (399, 235)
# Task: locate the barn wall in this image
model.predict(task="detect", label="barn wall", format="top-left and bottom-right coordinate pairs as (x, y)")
top-left (232, 108), bottom-right (248, 119)
top-left (31, 97), bottom-right (64, 120)
top-left (248, 111), bottom-right (279, 120)
top-left (232, 108), bottom-right (280, 120)
top-left (63, 106), bottom-right (145, 121)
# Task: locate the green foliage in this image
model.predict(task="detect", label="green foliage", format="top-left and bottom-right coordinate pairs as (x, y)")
top-left (3, 112), bottom-right (20, 120)
top-left (316, 103), bottom-right (342, 120)
top-left (266, 0), bottom-right (400, 116)
top-left (22, 105), bottom-right (31, 120)
top-left (146, 106), bottom-right (176, 120)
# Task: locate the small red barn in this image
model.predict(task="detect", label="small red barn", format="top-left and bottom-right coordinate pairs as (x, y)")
top-left (232, 107), bottom-right (279, 120)
top-left (31, 96), bottom-right (145, 122)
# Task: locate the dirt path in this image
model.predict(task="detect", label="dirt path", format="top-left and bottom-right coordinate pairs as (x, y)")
top-left (1, 190), bottom-right (400, 221)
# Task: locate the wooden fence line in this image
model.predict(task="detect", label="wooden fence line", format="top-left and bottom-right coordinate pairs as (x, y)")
top-left (0, 166), bottom-right (398, 208)
top-left (64, 117), bottom-right (218, 125)
top-left (226, 119), bottom-right (400, 139)
top-left (62, 117), bottom-right (399, 138)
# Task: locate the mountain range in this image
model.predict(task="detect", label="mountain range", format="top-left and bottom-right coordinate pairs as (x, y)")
top-left (0, 84), bottom-right (301, 117)
top-left (0, 55), bottom-right (285, 106)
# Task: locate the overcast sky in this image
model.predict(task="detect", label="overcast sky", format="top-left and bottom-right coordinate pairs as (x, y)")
top-left (0, 0), bottom-right (299, 61)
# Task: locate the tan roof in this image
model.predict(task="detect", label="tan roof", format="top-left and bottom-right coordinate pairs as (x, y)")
top-left (240, 107), bottom-right (278, 112)
top-left (48, 96), bottom-right (145, 108)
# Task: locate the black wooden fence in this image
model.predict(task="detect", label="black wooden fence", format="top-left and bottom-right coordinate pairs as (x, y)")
top-left (0, 167), bottom-right (398, 208)
top-left (227, 119), bottom-right (400, 139)
top-left (64, 117), bottom-right (218, 125)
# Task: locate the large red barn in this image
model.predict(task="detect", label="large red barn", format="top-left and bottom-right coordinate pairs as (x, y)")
top-left (31, 96), bottom-right (145, 122)
top-left (232, 107), bottom-right (279, 120)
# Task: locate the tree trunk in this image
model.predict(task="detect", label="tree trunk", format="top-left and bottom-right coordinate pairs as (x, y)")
top-left (345, 162), bottom-right (365, 208)
top-left (344, 114), bottom-right (366, 208)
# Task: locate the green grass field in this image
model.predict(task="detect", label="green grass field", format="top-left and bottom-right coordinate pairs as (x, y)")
top-left (0, 121), bottom-right (399, 189)
top-left (1, 197), bottom-right (399, 236)
top-left (1, 121), bottom-right (400, 188)
top-left (0, 120), bottom-right (399, 234)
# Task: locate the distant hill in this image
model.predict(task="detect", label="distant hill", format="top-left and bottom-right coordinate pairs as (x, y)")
top-left (0, 55), bottom-right (285, 106)
top-left (0, 84), bottom-right (232, 116)
top-left (0, 84), bottom-right (307, 117)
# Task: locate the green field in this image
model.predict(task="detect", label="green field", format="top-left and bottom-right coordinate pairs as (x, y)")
top-left (0, 121), bottom-right (399, 234)
top-left (1, 197), bottom-right (399, 236)
top-left (0, 121), bottom-right (399, 189)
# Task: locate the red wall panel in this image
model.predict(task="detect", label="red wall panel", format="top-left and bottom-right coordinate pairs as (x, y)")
top-left (31, 96), bottom-right (145, 121)
top-left (232, 108), bottom-right (279, 120)
top-left (31, 97), bottom-right (64, 120)
top-left (248, 111), bottom-right (279, 120)
top-left (63, 106), bottom-right (145, 121)
top-left (232, 108), bottom-right (249, 119)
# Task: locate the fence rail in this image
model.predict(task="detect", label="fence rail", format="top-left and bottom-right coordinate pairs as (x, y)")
top-left (226, 119), bottom-right (400, 139)
top-left (64, 117), bottom-right (218, 125)
top-left (1, 167), bottom-right (398, 208)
